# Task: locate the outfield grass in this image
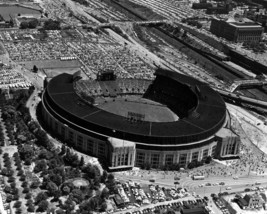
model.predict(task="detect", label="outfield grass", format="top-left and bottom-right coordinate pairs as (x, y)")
top-left (98, 97), bottom-right (178, 122)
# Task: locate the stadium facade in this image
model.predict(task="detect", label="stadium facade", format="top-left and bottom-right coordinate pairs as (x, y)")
top-left (42, 69), bottom-right (240, 171)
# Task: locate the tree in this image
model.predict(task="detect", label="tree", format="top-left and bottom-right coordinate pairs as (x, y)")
top-left (4, 186), bottom-right (12, 194)
top-left (14, 200), bottom-right (22, 208)
top-left (22, 181), bottom-right (28, 188)
top-left (48, 158), bottom-right (60, 169)
top-left (10, 182), bottom-right (16, 188)
top-left (17, 169), bottom-right (24, 176)
top-left (101, 170), bottom-right (108, 183)
top-left (101, 187), bottom-right (109, 199)
top-left (70, 189), bottom-right (83, 203)
top-left (33, 65), bottom-right (38, 73)
top-left (23, 187), bottom-right (30, 194)
top-left (60, 196), bottom-right (75, 212)
top-left (82, 164), bottom-right (97, 179)
top-left (34, 159), bottom-right (47, 173)
top-left (18, 144), bottom-right (34, 161)
top-left (19, 175), bottom-right (26, 181)
top-left (46, 181), bottom-right (58, 197)
top-left (30, 181), bottom-right (40, 189)
top-left (13, 194), bottom-right (19, 201)
top-left (28, 19), bottom-right (39, 29)
top-left (15, 208), bottom-right (22, 214)
top-left (37, 200), bottom-right (49, 212)
top-left (99, 202), bottom-right (107, 212)
top-left (27, 204), bottom-right (35, 212)
top-left (26, 199), bottom-right (34, 206)
top-left (25, 193), bottom-right (32, 199)
top-left (20, 22), bottom-right (28, 29)
top-left (8, 176), bottom-right (15, 183)
top-left (106, 174), bottom-right (116, 194)
top-left (62, 185), bottom-right (71, 195)
top-left (64, 151), bottom-right (79, 167)
top-left (24, 159), bottom-right (32, 166)
top-left (56, 209), bottom-right (65, 214)
top-left (35, 129), bottom-right (53, 149)
top-left (49, 173), bottom-right (63, 186)
top-left (141, 162), bottom-right (151, 170)
top-left (187, 161), bottom-right (196, 169)
top-left (79, 156), bottom-right (85, 168)
top-left (43, 19), bottom-right (61, 30)
top-left (107, 173), bottom-right (114, 181)
top-left (59, 144), bottom-right (66, 156)
top-left (205, 156), bottom-right (212, 164)
top-left (52, 190), bottom-right (62, 201)
top-left (79, 199), bottom-right (94, 212)
top-left (35, 192), bottom-right (48, 205)
top-left (6, 194), bottom-right (13, 203)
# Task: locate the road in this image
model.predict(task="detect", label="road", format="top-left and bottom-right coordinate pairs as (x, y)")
top-left (26, 88), bottom-right (40, 121)
top-left (180, 176), bottom-right (267, 196)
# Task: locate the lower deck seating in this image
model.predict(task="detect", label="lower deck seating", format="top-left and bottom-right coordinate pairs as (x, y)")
top-left (143, 76), bottom-right (198, 118)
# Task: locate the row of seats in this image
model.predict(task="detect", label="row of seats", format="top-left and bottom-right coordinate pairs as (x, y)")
top-left (143, 76), bottom-right (197, 118)
top-left (75, 79), bottom-right (152, 98)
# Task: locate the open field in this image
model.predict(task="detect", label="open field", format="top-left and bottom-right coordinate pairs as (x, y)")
top-left (98, 97), bottom-right (178, 122)
top-left (43, 67), bottom-right (87, 79)
top-left (18, 60), bottom-right (81, 70)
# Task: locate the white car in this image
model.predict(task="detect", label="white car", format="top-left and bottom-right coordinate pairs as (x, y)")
top-left (226, 187), bottom-right (232, 190)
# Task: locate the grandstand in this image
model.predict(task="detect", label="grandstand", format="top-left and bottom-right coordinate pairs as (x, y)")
top-left (143, 74), bottom-right (198, 118)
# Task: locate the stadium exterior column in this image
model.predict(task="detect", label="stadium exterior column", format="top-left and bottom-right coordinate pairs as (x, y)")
top-left (188, 152), bottom-right (192, 163)
top-left (114, 154), bottom-right (118, 167)
top-left (198, 149), bottom-right (203, 161)
top-left (222, 142), bottom-right (227, 156)
top-left (127, 149), bottom-right (134, 166)
top-left (127, 151), bottom-right (130, 166)
top-left (175, 153), bottom-right (180, 164)
top-left (162, 153), bottom-right (166, 166)
top-left (227, 142), bottom-right (231, 155)
top-left (220, 143), bottom-right (224, 157)
top-left (146, 151), bottom-right (151, 165)
top-left (224, 142), bottom-right (227, 156)
top-left (112, 153), bottom-right (116, 167)
top-left (234, 141), bottom-right (238, 155)
top-left (208, 145), bottom-right (212, 156)
top-left (225, 141), bottom-right (230, 155)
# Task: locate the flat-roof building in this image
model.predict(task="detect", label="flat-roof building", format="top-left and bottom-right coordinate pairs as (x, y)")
top-left (210, 16), bottom-right (264, 42)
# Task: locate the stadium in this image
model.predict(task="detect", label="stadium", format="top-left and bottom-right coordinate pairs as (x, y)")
top-left (41, 68), bottom-right (240, 171)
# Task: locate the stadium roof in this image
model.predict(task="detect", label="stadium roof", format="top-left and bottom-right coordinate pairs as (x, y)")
top-left (44, 70), bottom-right (226, 146)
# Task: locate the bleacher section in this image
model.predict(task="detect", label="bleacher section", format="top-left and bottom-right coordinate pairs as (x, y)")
top-left (116, 79), bottom-right (151, 95)
top-left (75, 76), bottom-right (197, 118)
top-left (75, 79), bottom-right (151, 100)
top-left (143, 75), bottom-right (198, 118)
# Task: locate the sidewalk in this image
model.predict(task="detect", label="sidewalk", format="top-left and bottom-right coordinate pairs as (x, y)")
top-left (0, 193), bottom-right (7, 214)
